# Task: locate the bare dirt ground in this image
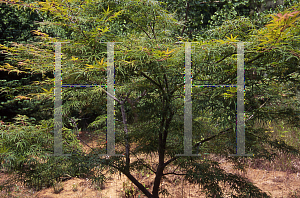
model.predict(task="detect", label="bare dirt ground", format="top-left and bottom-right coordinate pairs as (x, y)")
top-left (2, 131), bottom-right (300, 198)
top-left (2, 159), bottom-right (300, 198)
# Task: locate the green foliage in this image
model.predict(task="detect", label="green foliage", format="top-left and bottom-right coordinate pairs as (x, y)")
top-left (160, 0), bottom-right (299, 39)
top-left (182, 159), bottom-right (270, 197)
top-left (0, 0), bottom-right (57, 122)
top-left (0, 3), bottom-right (41, 44)
top-left (0, 115), bottom-right (85, 190)
top-left (0, 0), bottom-right (300, 197)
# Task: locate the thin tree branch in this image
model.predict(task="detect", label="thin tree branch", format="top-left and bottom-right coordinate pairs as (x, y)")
top-left (149, 18), bottom-right (157, 40)
top-left (119, 93), bottom-right (131, 172)
top-left (163, 156), bottom-right (179, 168)
top-left (132, 153), bottom-right (157, 174)
top-left (194, 127), bottom-right (233, 148)
top-left (133, 90), bottom-right (147, 103)
top-left (100, 87), bottom-right (120, 103)
top-left (181, 1), bottom-right (189, 36)
top-left (163, 99), bottom-right (269, 168)
top-left (139, 71), bottom-right (163, 91)
top-left (76, 136), bottom-right (97, 152)
top-left (215, 52), bottom-right (235, 64)
top-left (122, 171), bottom-right (153, 197)
top-left (194, 98), bottom-right (270, 148)
top-left (163, 73), bottom-right (169, 92)
top-left (123, 15), bottom-right (152, 39)
top-left (177, 0), bottom-right (220, 34)
top-left (245, 52), bottom-right (265, 64)
top-left (126, 90), bottom-right (147, 123)
top-left (163, 172), bottom-right (186, 176)
top-left (170, 52), bottom-right (235, 95)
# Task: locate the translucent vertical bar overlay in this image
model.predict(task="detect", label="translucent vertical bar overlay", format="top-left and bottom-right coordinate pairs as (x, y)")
top-left (98, 42), bottom-right (124, 157)
top-left (52, 41), bottom-right (123, 157)
top-left (229, 42), bottom-right (252, 157)
top-left (184, 42), bottom-right (192, 155)
top-left (236, 42), bottom-right (245, 155)
top-left (176, 42), bottom-right (199, 156)
top-left (107, 42), bottom-right (115, 156)
top-left (54, 42), bottom-right (63, 156)
top-left (99, 42), bottom-right (122, 157)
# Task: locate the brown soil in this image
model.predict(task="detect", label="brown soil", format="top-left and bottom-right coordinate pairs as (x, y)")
top-left (1, 131), bottom-right (300, 198)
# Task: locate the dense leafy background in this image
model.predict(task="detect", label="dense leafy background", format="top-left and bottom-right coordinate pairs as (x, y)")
top-left (0, 0), bottom-right (300, 197)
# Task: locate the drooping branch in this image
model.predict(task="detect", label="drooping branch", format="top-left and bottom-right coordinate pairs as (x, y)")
top-left (100, 87), bottom-right (131, 172)
top-left (163, 99), bottom-right (269, 170)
